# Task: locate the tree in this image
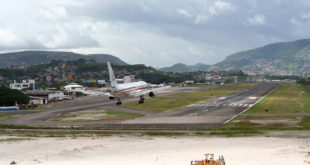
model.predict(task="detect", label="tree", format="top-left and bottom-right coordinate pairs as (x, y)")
top-left (0, 87), bottom-right (30, 106)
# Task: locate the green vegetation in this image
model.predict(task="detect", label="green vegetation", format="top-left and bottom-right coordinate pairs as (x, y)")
top-left (246, 82), bottom-right (310, 114)
top-left (159, 63), bottom-right (210, 73)
top-left (0, 124), bottom-right (58, 129)
top-left (0, 87), bottom-right (30, 106)
top-left (124, 82), bottom-right (260, 112)
top-left (0, 57), bottom-right (195, 86)
top-left (214, 38), bottom-right (310, 75)
top-left (215, 114), bottom-right (310, 137)
top-left (219, 82), bottom-right (310, 136)
top-left (0, 138), bottom-right (32, 142)
top-left (0, 51), bottom-right (127, 68)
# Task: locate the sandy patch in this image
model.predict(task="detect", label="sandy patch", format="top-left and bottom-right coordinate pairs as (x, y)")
top-left (0, 136), bottom-right (309, 165)
top-left (249, 118), bottom-right (301, 126)
top-left (57, 110), bottom-right (111, 121)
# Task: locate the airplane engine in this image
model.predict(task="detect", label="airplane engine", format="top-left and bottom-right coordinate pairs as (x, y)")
top-left (149, 91), bottom-right (155, 97)
top-left (109, 96), bottom-right (115, 100)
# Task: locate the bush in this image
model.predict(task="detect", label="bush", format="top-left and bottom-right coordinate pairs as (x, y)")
top-left (0, 87), bottom-right (30, 106)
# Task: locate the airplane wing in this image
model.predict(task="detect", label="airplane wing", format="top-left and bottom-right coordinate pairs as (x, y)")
top-left (82, 90), bottom-right (115, 99)
top-left (127, 85), bottom-right (171, 97)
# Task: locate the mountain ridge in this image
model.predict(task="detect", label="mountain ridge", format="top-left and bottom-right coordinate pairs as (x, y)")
top-left (159, 63), bottom-right (210, 73)
top-left (211, 38), bottom-right (310, 75)
top-left (0, 51), bottom-right (127, 68)
top-left (161, 38), bottom-right (310, 75)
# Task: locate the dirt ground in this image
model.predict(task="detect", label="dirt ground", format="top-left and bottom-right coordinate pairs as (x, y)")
top-left (0, 135), bottom-right (309, 165)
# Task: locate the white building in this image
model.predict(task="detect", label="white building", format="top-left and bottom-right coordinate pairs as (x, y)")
top-left (10, 80), bottom-right (36, 90)
top-left (63, 83), bottom-right (86, 92)
top-left (25, 90), bottom-right (65, 105)
top-left (185, 80), bottom-right (194, 84)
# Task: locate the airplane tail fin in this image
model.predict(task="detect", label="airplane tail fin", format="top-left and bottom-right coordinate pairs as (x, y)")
top-left (107, 62), bottom-right (118, 88)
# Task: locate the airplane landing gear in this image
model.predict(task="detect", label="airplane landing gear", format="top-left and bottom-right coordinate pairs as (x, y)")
top-left (139, 96), bottom-right (145, 104)
top-left (116, 98), bottom-right (122, 106)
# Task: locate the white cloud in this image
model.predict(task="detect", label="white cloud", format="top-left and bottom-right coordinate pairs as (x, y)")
top-left (301, 11), bottom-right (310, 19)
top-left (0, 28), bottom-right (24, 48)
top-left (177, 9), bottom-right (192, 17)
top-left (188, 46), bottom-right (203, 56)
top-left (0, 0), bottom-right (310, 67)
top-left (210, 1), bottom-right (232, 14)
top-left (246, 14), bottom-right (266, 25)
top-left (194, 14), bottom-right (210, 24)
top-left (194, 1), bottom-right (233, 24)
top-left (290, 11), bottom-right (310, 27)
top-left (289, 17), bottom-right (301, 26)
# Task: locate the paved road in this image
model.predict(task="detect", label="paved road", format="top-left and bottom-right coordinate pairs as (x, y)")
top-left (2, 83), bottom-right (279, 129)
top-left (1, 87), bottom-right (199, 126)
top-left (123, 82), bottom-right (279, 127)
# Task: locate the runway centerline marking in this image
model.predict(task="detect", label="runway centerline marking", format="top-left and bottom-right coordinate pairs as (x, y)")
top-left (249, 97), bottom-right (257, 100)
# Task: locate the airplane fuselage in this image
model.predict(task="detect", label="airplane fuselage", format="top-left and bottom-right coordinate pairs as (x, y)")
top-left (111, 81), bottom-right (150, 97)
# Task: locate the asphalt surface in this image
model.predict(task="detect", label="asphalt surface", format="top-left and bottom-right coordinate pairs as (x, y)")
top-left (2, 83), bottom-right (279, 129)
top-left (123, 82), bottom-right (279, 128)
top-left (1, 87), bottom-right (198, 126)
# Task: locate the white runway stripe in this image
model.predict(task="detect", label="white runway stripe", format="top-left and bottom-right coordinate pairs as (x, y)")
top-left (211, 103), bottom-right (218, 106)
top-left (215, 103), bottom-right (222, 106)
top-left (219, 97), bottom-right (226, 100)
top-left (188, 102), bottom-right (254, 108)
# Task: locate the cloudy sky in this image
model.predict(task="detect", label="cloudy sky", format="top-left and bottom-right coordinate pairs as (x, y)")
top-left (1, 0), bottom-right (310, 67)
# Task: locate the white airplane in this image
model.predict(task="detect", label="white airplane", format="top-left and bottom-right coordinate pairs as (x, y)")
top-left (107, 62), bottom-right (169, 104)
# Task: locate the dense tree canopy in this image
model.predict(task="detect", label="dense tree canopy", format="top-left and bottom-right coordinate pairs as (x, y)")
top-left (0, 87), bottom-right (30, 106)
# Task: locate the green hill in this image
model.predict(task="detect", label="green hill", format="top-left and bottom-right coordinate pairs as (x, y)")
top-left (212, 39), bottom-right (310, 75)
top-left (0, 59), bottom-right (193, 85)
top-left (0, 51), bottom-right (127, 68)
top-left (160, 63), bottom-right (210, 73)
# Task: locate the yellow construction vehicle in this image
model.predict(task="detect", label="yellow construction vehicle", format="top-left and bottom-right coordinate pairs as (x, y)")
top-left (191, 153), bottom-right (225, 165)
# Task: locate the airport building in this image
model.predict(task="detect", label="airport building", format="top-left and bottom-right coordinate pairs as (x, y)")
top-left (24, 90), bottom-right (64, 105)
top-left (63, 83), bottom-right (85, 92)
top-left (9, 80), bottom-right (36, 90)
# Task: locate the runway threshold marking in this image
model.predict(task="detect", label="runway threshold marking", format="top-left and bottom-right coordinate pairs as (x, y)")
top-left (187, 102), bottom-right (253, 108)
top-left (214, 103), bottom-right (222, 106)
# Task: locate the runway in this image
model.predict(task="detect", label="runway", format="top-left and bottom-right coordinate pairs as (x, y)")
top-left (2, 82), bottom-right (279, 129)
top-left (122, 82), bottom-right (279, 128)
